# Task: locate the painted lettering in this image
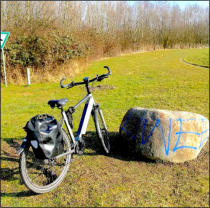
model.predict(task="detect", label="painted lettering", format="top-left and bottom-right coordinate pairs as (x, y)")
top-left (121, 115), bottom-right (209, 157)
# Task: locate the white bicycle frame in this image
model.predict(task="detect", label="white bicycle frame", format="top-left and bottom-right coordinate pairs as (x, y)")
top-left (18, 67), bottom-right (111, 160)
top-left (61, 93), bottom-right (95, 145)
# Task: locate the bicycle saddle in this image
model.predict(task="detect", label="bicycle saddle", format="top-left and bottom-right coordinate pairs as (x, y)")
top-left (48, 98), bottom-right (68, 108)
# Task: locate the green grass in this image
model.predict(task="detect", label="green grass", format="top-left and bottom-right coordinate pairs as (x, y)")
top-left (1, 48), bottom-right (209, 207)
top-left (184, 48), bottom-right (209, 67)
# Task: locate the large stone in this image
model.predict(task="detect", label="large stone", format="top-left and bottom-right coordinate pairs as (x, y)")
top-left (119, 107), bottom-right (209, 163)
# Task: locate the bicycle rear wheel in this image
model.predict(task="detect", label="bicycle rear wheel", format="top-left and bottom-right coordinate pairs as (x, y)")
top-left (93, 107), bottom-right (110, 154)
top-left (19, 129), bottom-right (71, 194)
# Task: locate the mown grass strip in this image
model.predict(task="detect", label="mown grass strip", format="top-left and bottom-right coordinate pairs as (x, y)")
top-left (182, 58), bottom-right (209, 69)
top-left (183, 48), bottom-right (209, 68)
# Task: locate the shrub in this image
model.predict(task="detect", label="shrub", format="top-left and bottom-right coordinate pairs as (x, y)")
top-left (4, 34), bottom-right (85, 71)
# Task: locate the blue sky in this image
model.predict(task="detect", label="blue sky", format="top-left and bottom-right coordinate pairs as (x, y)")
top-left (128, 1), bottom-right (209, 9)
top-left (171, 1), bottom-right (209, 8)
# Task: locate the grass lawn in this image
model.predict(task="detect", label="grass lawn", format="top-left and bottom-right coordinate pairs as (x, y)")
top-left (184, 48), bottom-right (209, 67)
top-left (1, 48), bottom-right (209, 207)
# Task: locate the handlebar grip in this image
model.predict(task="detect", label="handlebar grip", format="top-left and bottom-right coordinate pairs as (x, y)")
top-left (60, 78), bottom-right (67, 88)
top-left (60, 78), bottom-right (74, 89)
top-left (104, 66), bottom-right (111, 75)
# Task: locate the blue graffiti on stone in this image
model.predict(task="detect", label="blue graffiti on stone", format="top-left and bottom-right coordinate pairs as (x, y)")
top-left (121, 114), bottom-right (209, 156)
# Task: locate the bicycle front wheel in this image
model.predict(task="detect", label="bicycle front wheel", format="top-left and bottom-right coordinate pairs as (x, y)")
top-left (93, 107), bottom-right (110, 154)
top-left (19, 129), bottom-right (71, 194)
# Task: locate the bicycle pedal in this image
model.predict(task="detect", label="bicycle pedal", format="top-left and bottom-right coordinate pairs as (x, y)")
top-left (77, 150), bottom-right (84, 155)
top-left (75, 146), bottom-right (84, 155)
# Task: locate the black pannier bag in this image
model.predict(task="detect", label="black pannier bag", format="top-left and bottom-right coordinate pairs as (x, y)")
top-left (24, 114), bottom-right (64, 159)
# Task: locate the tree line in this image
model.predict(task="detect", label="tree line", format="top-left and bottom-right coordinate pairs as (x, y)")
top-left (1, 1), bottom-right (209, 71)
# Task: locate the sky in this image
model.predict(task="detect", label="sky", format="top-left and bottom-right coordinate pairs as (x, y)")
top-left (128, 1), bottom-right (209, 9)
top-left (171, 1), bottom-right (209, 8)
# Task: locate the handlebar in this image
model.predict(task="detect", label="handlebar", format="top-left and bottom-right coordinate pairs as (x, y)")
top-left (60, 66), bottom-right (111, 89)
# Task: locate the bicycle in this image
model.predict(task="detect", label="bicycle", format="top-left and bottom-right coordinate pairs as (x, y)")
top-left (18, 66), bottom-right (111, 193)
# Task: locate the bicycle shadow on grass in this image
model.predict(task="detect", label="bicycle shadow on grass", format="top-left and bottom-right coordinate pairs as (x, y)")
top-left (0, 132), bottom-right (154, 198)
top-left (1, 191), bottom-right (37, 197)
top-left (1, 138), bottom-right (37, 197)
top-left (83, 131), bottom-right (155, 163)
top-left (1, 138), bottom-right (21, 180)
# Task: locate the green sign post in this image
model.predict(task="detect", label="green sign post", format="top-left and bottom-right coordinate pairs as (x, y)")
top-left (1, 32), bottom-right (10, 87)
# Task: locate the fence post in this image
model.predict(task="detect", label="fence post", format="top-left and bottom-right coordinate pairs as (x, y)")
top-left (2, 49), bottom-right (7, 87)
top-left (26, 68), bottom-right (31, 85)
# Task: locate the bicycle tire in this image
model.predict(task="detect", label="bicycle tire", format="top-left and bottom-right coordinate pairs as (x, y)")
top-left (93, 107), bottom-right (110, 154)
top-left (19, 129), bottom-right (71, 194)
